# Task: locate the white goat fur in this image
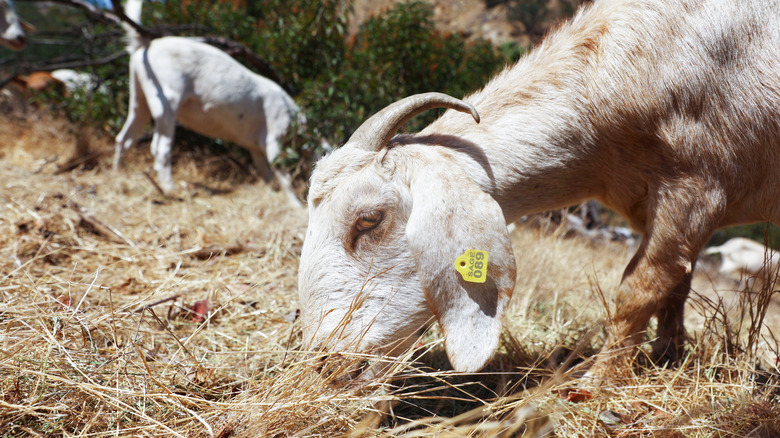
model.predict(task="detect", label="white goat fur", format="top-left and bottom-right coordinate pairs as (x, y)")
top-left (705, 238), bottom-right (780, 279)
top-left (0, 0), bottom-right (26, 51)
top-left (114, 0), bottom-right (302, 205)
top-left (299, 0), bottom-right (780, 377)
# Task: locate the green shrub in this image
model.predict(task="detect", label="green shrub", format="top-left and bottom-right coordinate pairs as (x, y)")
top-left (325, 1), bottom-right (508, 135)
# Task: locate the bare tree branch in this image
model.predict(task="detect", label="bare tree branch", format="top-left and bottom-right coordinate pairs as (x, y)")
top-left (40, 50), bottom-right (127, 70)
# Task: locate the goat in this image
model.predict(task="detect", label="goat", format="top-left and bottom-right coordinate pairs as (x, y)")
top-left (0, 0), bottom-right (29, 51)
top-left (113, 0), bottom-right (303, 205)
top-left (705, 238), bottom-right (780, 280)
top-left (298, 0), bottom-right (780, 380)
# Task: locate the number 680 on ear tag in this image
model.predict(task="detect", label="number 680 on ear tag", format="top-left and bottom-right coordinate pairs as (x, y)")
top-left (454, 249), bottom-right (489, 283)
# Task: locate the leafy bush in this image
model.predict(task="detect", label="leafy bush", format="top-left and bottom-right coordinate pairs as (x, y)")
top-left (298, 1), bottom-right (511, 146)
top-left (343, 2), bottom-right (505, 130)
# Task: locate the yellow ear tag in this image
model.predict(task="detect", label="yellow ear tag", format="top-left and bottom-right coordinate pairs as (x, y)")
top-left (454, 249), bottom-right (489, 283)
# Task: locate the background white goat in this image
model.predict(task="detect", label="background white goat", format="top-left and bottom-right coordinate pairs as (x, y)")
top-left (298, 0), bottom-right (780, 379)
top-left (113, 0), bottom-right (303, 205)
top-left (0, 0), bottom-right (29, 51)
top-left (705, 238), bottom-right (780, 280)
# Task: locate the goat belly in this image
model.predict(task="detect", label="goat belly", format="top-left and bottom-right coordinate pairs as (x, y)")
top-left (177, 100), bottom-right (245, 143)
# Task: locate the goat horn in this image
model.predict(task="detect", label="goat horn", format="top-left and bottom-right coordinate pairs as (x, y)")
top-left (345, 92), bottom-right (480, 152)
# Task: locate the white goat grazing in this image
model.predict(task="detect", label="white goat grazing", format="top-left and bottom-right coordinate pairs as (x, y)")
top-left (298, 0), bottom-right (780, 379)
top-left (0, 0), bottom-right (28, 51)
top-left (705, 238), bottom-right (780, 279)
top-left (113, 0), bottom-right (303, 205)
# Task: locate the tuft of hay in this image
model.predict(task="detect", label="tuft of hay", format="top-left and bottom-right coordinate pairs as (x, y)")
top-left (1, 111), bottom-right (778, 436)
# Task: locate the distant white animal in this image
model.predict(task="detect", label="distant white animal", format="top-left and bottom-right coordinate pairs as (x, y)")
top-left (113, 0), bottom-right (303, 205)
top-left (298, 0), bottom-right (780, 380)
top-left (705, 238), bottom-right (780, 279)
top-left (0, 0), bottom-right (29, 51)
top-left (51, 69), bottom-right (104, 94)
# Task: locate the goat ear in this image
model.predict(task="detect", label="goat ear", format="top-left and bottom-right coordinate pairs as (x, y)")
top-left (405, 166), bottom-right (516, 372)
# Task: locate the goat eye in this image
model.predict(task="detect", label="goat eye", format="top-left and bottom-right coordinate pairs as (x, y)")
top-left (355, 210), bottom-right (383, 232)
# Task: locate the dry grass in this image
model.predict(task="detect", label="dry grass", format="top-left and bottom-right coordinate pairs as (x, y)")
top-left (1, 111), bottom-right (778, 437)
